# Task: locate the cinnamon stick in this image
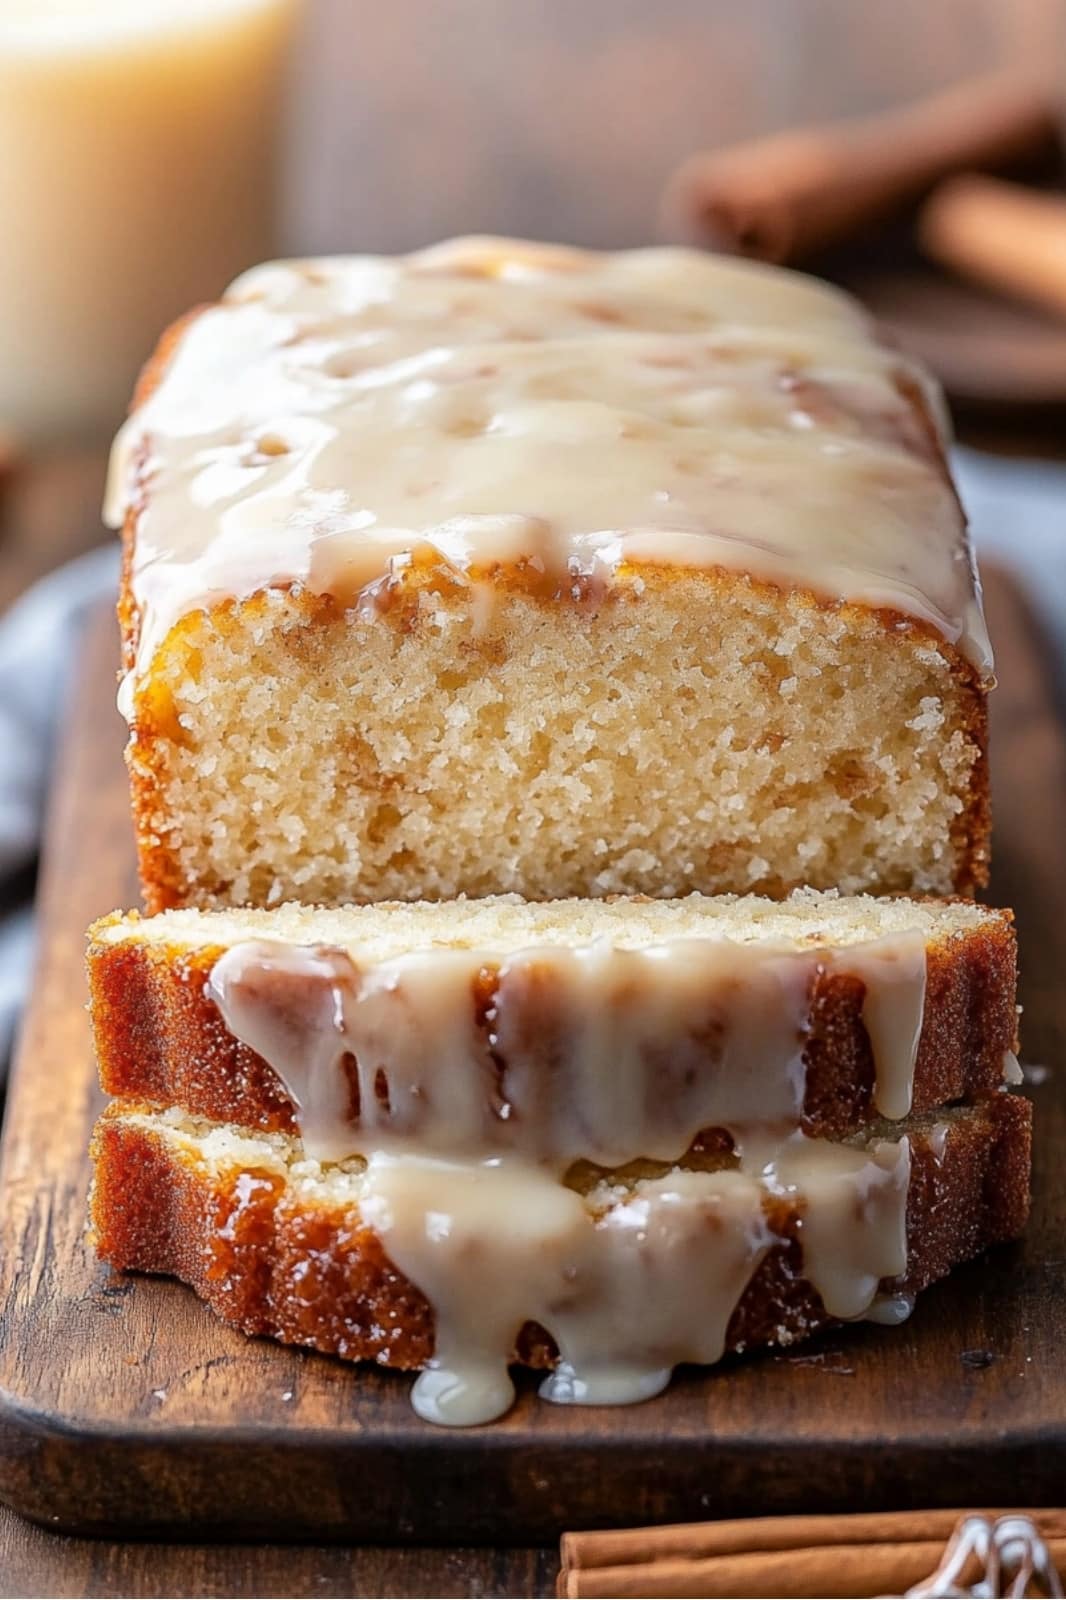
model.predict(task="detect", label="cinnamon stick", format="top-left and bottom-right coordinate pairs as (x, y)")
top-left (0, 428), bottom-right (21, 535)
top-left (558, 1508), bottom-right (1066, 1598)
top-left (919, 175), bottom-right (1066, 320)
top-left (660, 71), bottom-right (1062, 265)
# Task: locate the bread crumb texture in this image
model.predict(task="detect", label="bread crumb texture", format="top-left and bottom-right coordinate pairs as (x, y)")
top-left (129, 567), bottom-right (987, 911)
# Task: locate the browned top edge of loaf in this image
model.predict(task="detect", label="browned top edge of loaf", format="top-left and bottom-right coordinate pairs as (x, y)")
top-left (86, 904), bottom-right (1017, 1144)
top-left (89, 1092), bottom-right (1032, 1373)
top-left (117, 304), bottom-right (990, 910)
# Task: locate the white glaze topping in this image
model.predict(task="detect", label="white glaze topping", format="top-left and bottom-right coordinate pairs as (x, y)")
top-left (107, 235), bottom-right (992, 715)
top-left (770, 1134), bottom-right (910, 1319)
top-left (206, 925), bottom-right (938, 1425)
top-left (1003, 1049), bottom-right (1024, 1086)
top-left (865, 1289), bottom-right (916, 1326)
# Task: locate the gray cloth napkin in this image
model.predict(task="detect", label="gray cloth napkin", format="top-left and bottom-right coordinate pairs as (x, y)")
top-left (953, 448), bottom-right (1066, 673)
top-left (0, 545), bottom-right (119, 1068)
top-left (0, 448), bottom-right (1063, 1075)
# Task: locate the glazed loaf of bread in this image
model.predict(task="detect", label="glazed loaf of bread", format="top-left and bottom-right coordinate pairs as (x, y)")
top-left (94, 237), bottom-right (1025, 1430)
top-left (106, 237), bottom-right (992, 913)
top-left (88, 891), bottom-right (1018, 1152)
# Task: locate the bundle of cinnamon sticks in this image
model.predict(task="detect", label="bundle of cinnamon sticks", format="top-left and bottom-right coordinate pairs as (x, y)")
top-left (662, 69), bottom-right (1066, 326)
top-left (558, 1508), bottom-right (1066, 1599)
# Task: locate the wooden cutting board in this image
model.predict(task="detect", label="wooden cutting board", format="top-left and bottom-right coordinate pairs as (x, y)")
top-left (0, 573), bottom-right (1062, 1544)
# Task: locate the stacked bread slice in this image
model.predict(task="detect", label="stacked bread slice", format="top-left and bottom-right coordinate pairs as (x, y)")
top-left (90, 239), bottom-right (1030, 1425)
top-left (89, 893), bottom-right (1029, 1424)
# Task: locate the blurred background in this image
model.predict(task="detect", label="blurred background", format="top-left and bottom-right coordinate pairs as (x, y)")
top-left (284, 0), bottom-right (1062, 249)
top-left (2, 0), bottom-right (1065, 609)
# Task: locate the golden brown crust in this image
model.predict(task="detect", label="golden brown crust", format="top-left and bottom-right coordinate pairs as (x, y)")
top-left (87, 910), bottom-right (1018, 1144)
top-left (948, 650), bottom-right (991, 895)
top-left (888, 369), bottom-right (991, 898)
top-left (89, 1094), bottom-right (1031, 1372)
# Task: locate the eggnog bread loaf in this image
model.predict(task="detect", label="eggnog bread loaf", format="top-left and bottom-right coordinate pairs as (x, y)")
top-left (88, 889), bottom-right (1028, 1422)
top-left (94, 238), bottom-right (1021, 1429)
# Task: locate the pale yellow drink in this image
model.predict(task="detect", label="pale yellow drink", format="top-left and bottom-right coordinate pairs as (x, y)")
top-left (0, 0), bottom-right (297, 440)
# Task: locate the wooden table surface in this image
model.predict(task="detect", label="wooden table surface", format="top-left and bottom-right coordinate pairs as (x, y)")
top-left (1, 2), bottom-right (1064, 1594)
top-left (4, 579), bottom-right (1063, 1587)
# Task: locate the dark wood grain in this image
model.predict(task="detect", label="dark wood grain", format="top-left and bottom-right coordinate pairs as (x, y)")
top-left (0, 572), bottom-right (1060, 1548)
top-left (0, 1505), bottom-right (556, 1600)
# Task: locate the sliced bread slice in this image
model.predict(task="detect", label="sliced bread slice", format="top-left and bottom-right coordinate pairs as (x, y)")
top-left (91, 1095), bottom-right (1031, 1423)
top-left (88, 891), bottom-right (1018, 1166)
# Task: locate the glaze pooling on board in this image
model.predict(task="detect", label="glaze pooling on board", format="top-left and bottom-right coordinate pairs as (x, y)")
top-left (207, 925), bottom-right (937, 1425)
top-left (106, 235), bottom-right (992, 717)
top-left (347, 1136), bottom-right (913, 1427)
top-left (358, 1156), bottom-right (780, 1425)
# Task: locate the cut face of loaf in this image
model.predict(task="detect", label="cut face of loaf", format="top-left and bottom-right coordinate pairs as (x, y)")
top-left (108, 239), bottom-right (991, 912)
top-left (124, 575), bottom-right (989, 912)
top-left (90, 1096), bottom-right (1032, 1418)
top-left (88, 890), bottom-right (1019, 1164)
